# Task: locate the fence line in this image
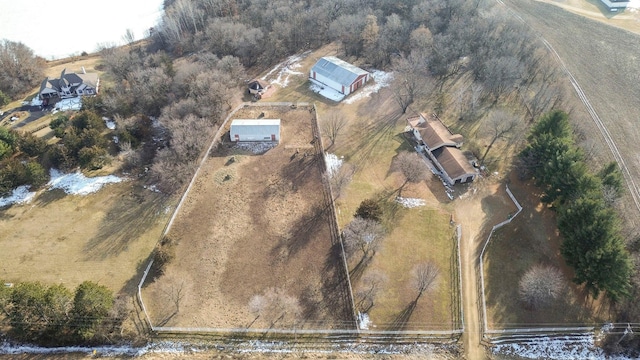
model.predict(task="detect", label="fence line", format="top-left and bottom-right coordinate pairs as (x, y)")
top-left (312, 104), bottom-right (358, 331)
top-left (478, 185), bottom-right (522, 337)
top-left (137, 259), bottom-right (154, 331)
top-left (477, 185), bottom-right (604, 343)
top-left (455, 224), bottom-right (465, 333)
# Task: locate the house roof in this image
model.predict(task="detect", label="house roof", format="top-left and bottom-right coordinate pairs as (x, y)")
top-left (433, 147), bottom-right (477, 181)
top-left (409, 114), bottom-right (463, 150)
top-left (231, 119), bottom-right (281, 127)
top-left (64, 72), bottom-right (84, 85)
top-left (310, 56), bottom-right (368, 87)
top-left (77, 73), bottom-right (99, 88)
top-left (248, 79), bottom-right (269, 90)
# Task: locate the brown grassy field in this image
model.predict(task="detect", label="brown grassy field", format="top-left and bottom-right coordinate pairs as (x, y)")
top-left (504, 0), bottom-right (640, 229)
top-left (483, 172), bottom-right (609, 329)
top-left (537, 0), bottom-right (640, 34)
top-left (143, 104), bottom-right (353, 329)
top-left (0, 181), bottom-right (171, 294)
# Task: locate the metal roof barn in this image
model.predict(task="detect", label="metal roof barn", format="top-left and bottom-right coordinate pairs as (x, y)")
top-left (230, 119), bottom-right (281, 142)
top-left (310, 56), bottom-right (369, 96)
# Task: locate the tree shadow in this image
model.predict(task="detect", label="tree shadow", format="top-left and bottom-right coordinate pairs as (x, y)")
top-left (387, 299), bottom-right (419, 332)
top-left (84, 187), bottom-right (168, 260)
top-left (270, 203), bottom-right (329, 259)
top-left (34, 188), bottom-right (67, 207)
top-left (318, 242), bottom-right (356, 328)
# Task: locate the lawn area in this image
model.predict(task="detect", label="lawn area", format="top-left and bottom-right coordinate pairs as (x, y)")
top-left (0, 181), bottom-right (172, 294)
top-left (483, 173), bottom-right (609, 329)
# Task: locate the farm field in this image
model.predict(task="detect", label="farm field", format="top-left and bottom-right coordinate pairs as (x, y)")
top-left (143, 104), bottom-right (353, 329)
top-left (537, 0), bottom-right (640, 34)
top-left (503, 0), bottom-right (640, 227)
top-left (0, 181), bottom-right (171, 293)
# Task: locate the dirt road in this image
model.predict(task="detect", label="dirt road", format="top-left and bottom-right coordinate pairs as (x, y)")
top-left (454, 182), bottom-right (504, 360)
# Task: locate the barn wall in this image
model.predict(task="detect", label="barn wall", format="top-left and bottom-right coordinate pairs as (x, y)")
top-left (311, 72), bottom-right (349, 95)
top-left (230, 124), bottom-right (280, 142)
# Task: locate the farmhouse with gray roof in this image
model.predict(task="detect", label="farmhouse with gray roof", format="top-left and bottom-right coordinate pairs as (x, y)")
top-left (309, 56), bottom-right (369, 96)
top-left (39, 68), bottom-right (99, 100)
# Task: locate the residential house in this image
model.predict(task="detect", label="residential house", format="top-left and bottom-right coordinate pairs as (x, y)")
top-left (39, 68), bottom-right (99, 100)
top-left (309, 56), bottom-right (369, 96)
top-left (407, 113), bottom-right (478, 185)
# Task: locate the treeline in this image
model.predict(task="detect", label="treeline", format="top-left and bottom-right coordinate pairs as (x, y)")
top-left (0, 109), bottom-right (121, 196)
top-left (519, 110), bottom-right (631, 301)
top-left (0, 281), bottom-right (125, 345)
top-left (0, 40), bottom-right (45, 103)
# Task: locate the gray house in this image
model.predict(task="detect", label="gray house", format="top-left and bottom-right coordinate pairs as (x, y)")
top-left (39, 68), bottom-right (99, 100)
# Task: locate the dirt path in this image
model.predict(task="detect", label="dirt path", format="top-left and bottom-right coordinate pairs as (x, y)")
top-left (454, 182), bottom-right (503, 360)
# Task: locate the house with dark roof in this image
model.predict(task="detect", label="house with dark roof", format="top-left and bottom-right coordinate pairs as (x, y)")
top-left (309, 56), bottom-right (369, 96)
top-left (39, 68), bottom-right (99, 100)
top-left (407, 113), bottom-right (478, 185)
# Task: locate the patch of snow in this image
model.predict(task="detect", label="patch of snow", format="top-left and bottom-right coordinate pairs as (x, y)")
top-left (395, 197), bottom-right (426, 208)
top-left (54, 98), bottom-right (82, 111)
top-left (234, 141), bottom-right (278, 154)
top-left (309, 79), bottom-right (346, 102)
top-left (324, 153), bottom-right (343, 176)
top-left (48, 169), bottom-right (124, 195)
top-left (29, 97), bottom-right (43, 106)
top-left (262, 52), bottom-right (309, 88)
top-left (344, 70), bottom-right (394, 104)
top-left (491, 335), bottom-right (636, 360)
top-left (357, 312), bottom-right (371, 330)
top-left (144, 184), bottom-right (161, 193)
top-left (103, 117), bottom-right (116, 130)
top-left (0, 186), bottom-right (37, 207)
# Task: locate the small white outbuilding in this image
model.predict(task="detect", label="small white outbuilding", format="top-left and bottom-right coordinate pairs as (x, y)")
top-left (230, 119), bottom-right (281, 142)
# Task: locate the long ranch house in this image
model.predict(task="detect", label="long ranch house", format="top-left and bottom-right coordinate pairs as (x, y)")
top-left (408, 114), bottom-right (478, 185)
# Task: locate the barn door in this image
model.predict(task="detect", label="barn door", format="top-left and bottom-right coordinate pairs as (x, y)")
top-left (234, 134), bottom-right (239, 141)
top-left (271, 134), bottom-right (276, 141)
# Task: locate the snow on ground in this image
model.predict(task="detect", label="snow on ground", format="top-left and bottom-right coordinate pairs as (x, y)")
top-left (344, 70), bottom-right (393, 104)
top-left (234, 141), bottom-right (278, 154)
top-left (0, 186), bottom-right (37, 207)
top-left (325, 153), bottom-right (343, 176)
top-left (395, 197), bottom-right (426, 208)
top-left (309, 79), bottom-right (345, 102)
top-left (492, 336), bottom-right (634, 360)
top-left (103, 116), bottom-right (116, 130)
top-left (29, 97), bottom-right (43, 107)
top-left (357, 312), bottom-right (371, 330)
top-left (48, 169), bottom-right (124, 195)
top-left (262, 51), bottom-right (309, 88)
top-left (54, 98), bottom-right (82, 111)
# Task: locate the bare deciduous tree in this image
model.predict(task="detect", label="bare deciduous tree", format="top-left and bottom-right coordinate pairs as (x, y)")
top-left (0, 40), bottom-right (45, 98)
top-left (392, 151), bottom-right (430, 195)
top-left (328, 162), bottom-right (354, 200)
top-left (391, 52), bottom-right (433, 113)
top-left (479, 110), bottom-right (522, 166)
top-left (122, 28), bottom-right (136, 45)
top-left (355, 270), bottom-right (388, 313)
top-left (519, 265), bottom-right (566, 310)
top-left (321, 111), bottom-right (348, 148)
top-left (248, 287), bottom-right (301, 327)
top-left (342, 217), bottom-right (385, 260)
top-left (411, 261), bottom-right (440, 301)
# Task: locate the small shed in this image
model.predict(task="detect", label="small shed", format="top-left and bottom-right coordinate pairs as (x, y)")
top-left (230, 119), bottom-right (281, 142)
top-left (309, 56), bottom-right (369, 96)
top-left (248, 79), bottom-right (270, 95)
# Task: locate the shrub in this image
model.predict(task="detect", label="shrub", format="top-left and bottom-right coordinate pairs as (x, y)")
top-left (354, 198), bottom-right (383, 222)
